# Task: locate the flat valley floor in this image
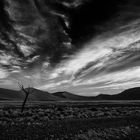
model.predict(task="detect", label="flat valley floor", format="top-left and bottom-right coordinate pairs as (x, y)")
top-left (0, 101), bottom-right (140, 140)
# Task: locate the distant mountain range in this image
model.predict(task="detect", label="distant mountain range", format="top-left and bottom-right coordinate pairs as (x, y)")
top-left (53, 91), bottom-right (95, 100)
top-left (94, 87), bottom-right (140, 100)
top-left (0, 87), bottom-right (140, 101)
top-left (0, 88), bottom-right (63, 101)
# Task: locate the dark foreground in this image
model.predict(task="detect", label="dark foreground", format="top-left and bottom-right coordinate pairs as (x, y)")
top-left (0, 101), bottom-right (140, 140)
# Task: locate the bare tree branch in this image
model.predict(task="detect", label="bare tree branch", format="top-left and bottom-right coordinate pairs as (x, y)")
top-left (18, 82), bottom-right (32, 113)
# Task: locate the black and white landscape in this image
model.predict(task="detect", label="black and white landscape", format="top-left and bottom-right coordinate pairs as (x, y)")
top-left (1, 0), bottom-right (140, 139)
top-left (1, 87), bottom-right (140, 101)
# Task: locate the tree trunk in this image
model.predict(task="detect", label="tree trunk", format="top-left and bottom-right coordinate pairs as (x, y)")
top-left (21, 93), bottom-right (29, 113)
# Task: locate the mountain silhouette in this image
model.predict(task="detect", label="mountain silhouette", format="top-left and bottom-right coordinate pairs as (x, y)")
top-left (53, 91), bottom-right (95, 100)
top-left (94, 87), bottom-right (140, 100)
top-left (0, 87), bottom-right (140, 101)
top-left (0, 88), bottom-right (23, 100)
top-left (25, 88), bottom-right (62, 101)
top-left (0, 88), bottom-right (62, 101)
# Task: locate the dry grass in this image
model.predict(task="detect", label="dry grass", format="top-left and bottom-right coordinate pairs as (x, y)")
top-left (0, 101), bottom-right (140, 139)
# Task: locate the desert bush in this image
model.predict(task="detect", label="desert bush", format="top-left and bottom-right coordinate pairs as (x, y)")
top-left (74, 125), bottom-right (140, 140)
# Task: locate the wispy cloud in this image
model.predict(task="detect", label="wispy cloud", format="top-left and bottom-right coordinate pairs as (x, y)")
top-left (41, 21), bottom-right (140, 93)
top-left (0, 68), bottom-right (9, 79)
top-left (17, 44), bottom-right (37, 57)
top-left (49, 23), bottom-right (140, 78)
top-left (1, 0), bottom-right (140, 95)
top-left (73, 66), bottom-right (140, 86)
top-left (38, 80), bottom-right (70, 91)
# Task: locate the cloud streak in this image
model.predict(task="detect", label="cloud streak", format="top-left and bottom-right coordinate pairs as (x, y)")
top-left (39, 19), bottom-right (140, 94)
top-left (1, 0), bottom-right (140, 95)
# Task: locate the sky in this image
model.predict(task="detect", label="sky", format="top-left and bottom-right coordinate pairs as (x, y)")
top-left (0, 0), bottom-right (140, 96)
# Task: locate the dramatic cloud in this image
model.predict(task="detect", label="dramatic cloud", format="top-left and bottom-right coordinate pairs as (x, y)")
top-left (38, 18), bottom-right (140, 94)
top-left (0, 68), bottom-right (8, 79)
top-left (1, 0), bottom-right (140, 96)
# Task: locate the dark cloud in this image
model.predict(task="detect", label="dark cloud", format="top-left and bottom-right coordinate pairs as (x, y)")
top-left (1, 0), bottom-right (140, 70)
top-left (1, 0), bottom-right (140, 94)
top-left (0, 0), bottom-right (73, 70)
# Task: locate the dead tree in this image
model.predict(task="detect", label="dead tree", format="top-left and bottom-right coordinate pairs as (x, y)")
top-left (18, 83), bottom-right (31, 113)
